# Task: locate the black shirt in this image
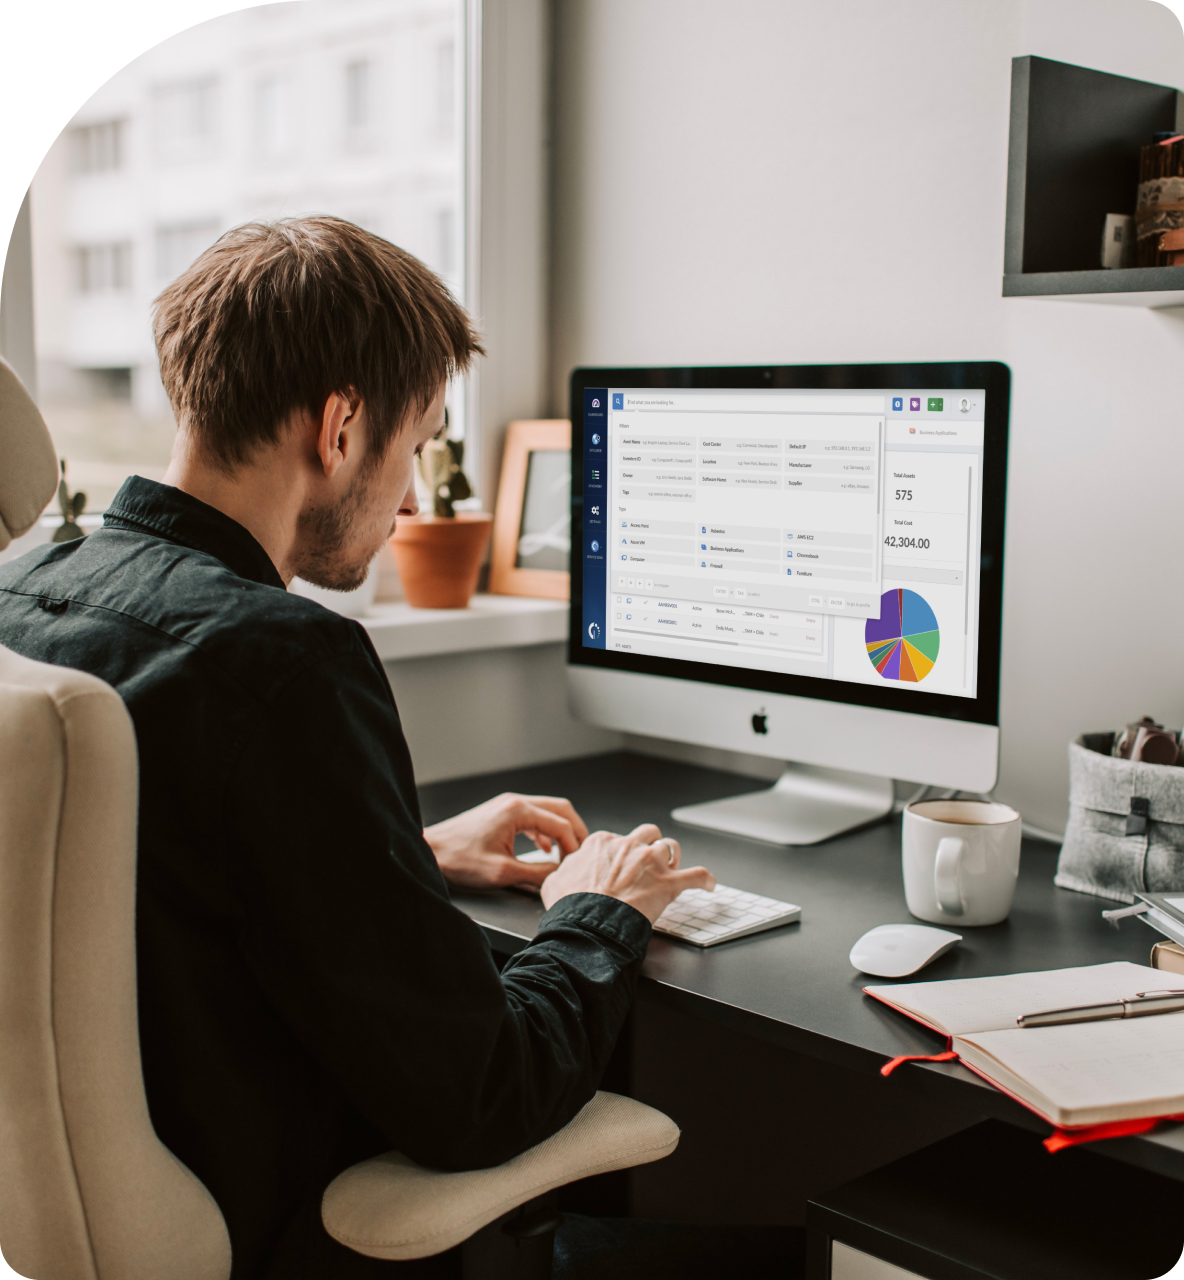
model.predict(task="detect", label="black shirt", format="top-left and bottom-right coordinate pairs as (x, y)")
top-left (0, 477), bottom-right (650, 1278)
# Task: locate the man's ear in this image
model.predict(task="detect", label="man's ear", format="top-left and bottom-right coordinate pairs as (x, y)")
top-left (315, 392), bottom-right (361, 479)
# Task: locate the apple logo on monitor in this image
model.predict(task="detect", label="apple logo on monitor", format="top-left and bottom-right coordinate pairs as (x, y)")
top-left (752, 711), bottom-right (768, 735)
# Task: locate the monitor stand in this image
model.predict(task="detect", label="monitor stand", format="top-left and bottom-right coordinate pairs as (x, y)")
top-left (670, 763), bottom-right (895, 846)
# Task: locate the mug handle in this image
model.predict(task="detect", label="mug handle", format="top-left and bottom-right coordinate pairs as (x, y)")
top-left (934, 837), bottom-right (965, 916)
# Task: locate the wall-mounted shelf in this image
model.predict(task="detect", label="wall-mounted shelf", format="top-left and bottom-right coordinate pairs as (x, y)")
top-left (1005, 56), bottom-right (1184, 308)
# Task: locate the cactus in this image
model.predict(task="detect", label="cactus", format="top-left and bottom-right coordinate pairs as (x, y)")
top-left (417, 415), bottom-right (473, 518)
top-left (51, 460), bottom-right (87, 544)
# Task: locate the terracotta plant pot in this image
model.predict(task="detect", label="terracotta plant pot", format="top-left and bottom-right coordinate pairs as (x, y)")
top-left (389, 513), bottom-right (493, 609)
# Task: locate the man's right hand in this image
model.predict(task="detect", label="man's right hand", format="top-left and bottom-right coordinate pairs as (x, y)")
top-left (539, 823), bottom-right (715, 924)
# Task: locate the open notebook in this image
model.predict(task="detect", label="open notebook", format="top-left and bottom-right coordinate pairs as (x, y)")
top-left (867, 961), bottom-right (1184, 1129)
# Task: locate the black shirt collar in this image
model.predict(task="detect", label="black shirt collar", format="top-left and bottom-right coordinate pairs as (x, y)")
top-left (103, 476), bottom-right (286, 590)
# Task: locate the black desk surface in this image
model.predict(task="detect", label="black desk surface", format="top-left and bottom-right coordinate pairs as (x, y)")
top-left (419, 751), bottom-right (1184, 1182)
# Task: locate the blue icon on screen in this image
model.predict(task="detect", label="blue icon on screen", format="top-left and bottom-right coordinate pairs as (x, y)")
top-left (591, 540), bottom-right (599, 553)
top-left (786, 568), bottom-right (793, 576)
top-left (892, 397), bottom-right (903, 412)
top-left (612, 394), bottom-right (624, 410)
top-left (592, 433), bottom-right (601, 445)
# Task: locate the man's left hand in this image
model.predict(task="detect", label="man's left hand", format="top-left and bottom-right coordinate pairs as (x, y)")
top-left (424, 793), bottom-right (590, 892)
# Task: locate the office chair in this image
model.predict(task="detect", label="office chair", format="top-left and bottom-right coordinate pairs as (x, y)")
top-left (0, 357), bottom-right (678, 1280)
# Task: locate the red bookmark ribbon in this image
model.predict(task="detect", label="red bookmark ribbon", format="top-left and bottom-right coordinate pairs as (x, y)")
top-left (880, 1047), bottom-right (957, 1077)
top-left (1044, 1113), bottom-right (1184, 1153)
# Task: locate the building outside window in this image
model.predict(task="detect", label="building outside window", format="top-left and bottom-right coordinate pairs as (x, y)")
top-left (29, 0), bottom-right (466, 513)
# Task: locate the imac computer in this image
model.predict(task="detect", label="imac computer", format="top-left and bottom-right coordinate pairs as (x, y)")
top-left (567, 362), bottom-right (1010, 845)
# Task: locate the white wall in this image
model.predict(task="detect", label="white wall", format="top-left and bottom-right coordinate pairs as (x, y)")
top-left (385, 643), bottom-right (618, 784)
top-left (550, 0), bottom-right (1184, 832)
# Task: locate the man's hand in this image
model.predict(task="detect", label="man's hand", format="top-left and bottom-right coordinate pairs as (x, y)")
top-left (424, 793), bottom-right (589, 892)
top-left (540, 824), bottom-right (715, 924)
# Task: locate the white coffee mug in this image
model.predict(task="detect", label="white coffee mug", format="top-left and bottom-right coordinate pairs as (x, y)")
top-left (902, 799), bottom-right (1021, 927)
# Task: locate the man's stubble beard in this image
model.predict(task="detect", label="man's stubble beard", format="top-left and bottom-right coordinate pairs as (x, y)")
top-left (294, 468), bottom-right (387, 592)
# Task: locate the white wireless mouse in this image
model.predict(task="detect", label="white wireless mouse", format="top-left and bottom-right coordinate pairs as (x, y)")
top-left (849, 923), bottom-right (962, 978)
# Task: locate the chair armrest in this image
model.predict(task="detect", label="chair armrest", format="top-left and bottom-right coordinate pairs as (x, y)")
top-left (321, 1091), bottom-right (679, 1262)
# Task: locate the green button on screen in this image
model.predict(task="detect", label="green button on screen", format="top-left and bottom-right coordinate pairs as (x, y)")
top-left (927, 397), bottom-right (943, 411)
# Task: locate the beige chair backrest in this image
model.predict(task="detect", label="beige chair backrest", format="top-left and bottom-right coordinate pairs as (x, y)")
top-left (0, 648), bottom-right (232, 1280)
top-left (0, 356), bottom-right (230, 1277)
top-left (0, 357), bottom-right (57, 550)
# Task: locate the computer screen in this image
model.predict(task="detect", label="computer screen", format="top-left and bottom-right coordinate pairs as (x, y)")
top-left (570, 364), bottom-right (1008, 730)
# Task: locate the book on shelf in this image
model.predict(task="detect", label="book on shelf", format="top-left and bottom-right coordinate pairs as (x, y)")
top-left (1152, 940), bottom-right (1184, 975)
top-left (867, 961), bottom-right (1184, 1130)
top-left (1136, 892), bottom-right (1184, 948)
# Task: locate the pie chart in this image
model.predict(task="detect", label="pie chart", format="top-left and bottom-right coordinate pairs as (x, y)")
top-left (865, 589), bottom-right (939, 682)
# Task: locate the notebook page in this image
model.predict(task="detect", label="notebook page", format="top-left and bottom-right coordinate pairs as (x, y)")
top-left (866, 962), bottom-right (1162, 1036)
top-left (957, 1011), bottom-right (1184, 1120)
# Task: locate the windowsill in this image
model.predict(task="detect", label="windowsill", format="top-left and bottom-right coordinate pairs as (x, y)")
top-left (359, 594), bottom-right (569, 662)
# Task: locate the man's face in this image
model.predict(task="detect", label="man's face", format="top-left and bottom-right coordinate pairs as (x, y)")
top-left (294, 386), bottom-right (446, 591)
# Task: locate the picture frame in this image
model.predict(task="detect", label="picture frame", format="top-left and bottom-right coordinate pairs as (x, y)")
top-left (489, 419), bottom-right (571, 599)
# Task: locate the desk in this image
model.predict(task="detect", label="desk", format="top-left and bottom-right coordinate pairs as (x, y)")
top-left (420, 751), bottom-right (1184, 1221)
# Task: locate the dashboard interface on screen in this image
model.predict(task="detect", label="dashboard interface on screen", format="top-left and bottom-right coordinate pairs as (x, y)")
top-left (580, 386), bottom-right (985, 700)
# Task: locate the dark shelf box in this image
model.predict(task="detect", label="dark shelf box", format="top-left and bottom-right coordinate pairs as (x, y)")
top-left (807, 1121), bottom-right (1184, 1280)
top-left (1005, 56), bottom-right (1184, 306)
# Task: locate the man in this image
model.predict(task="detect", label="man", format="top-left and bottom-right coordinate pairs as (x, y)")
top-left (0, 218), bottom-right (715, 1278)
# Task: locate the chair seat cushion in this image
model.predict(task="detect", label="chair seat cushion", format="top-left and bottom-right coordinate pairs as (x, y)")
top-left (321, 1091), bottom-right (679, 1261)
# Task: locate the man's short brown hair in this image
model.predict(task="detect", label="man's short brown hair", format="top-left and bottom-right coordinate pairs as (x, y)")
top-left (153, 217), bottom-right (482, 472)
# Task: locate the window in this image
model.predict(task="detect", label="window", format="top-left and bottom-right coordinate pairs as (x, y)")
top-left (156, 222), bottom-right (221, 282)
top-left (435, 40), bottom-right (455, 139)
top-left (69, 120), bottom-right (125, 173)
top-left (153, 78), bottom-right (218, 163)
top-left (255, 75), bottom-right (292, 160)
top-left (344, 59), bottom-right (370, 135)
top-left (73, 242), bottom-right (133, 293)
top-left (436, 207), bottom-right (455, 277)
top-left (30, 1), bottom-right (467, 514)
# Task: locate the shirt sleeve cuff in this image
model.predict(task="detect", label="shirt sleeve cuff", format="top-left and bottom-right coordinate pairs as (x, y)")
top-left (537, 892), bottom-right (652, 957)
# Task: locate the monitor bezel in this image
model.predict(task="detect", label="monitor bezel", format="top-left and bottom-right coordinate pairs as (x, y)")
top-left (567, 362), bottom-right (1010, 728)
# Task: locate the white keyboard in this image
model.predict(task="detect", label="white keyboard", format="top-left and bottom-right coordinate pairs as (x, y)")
top-left (654, 884), bottom-right (802, 947)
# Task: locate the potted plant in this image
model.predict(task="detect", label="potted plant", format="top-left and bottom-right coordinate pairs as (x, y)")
top-left (52, 461), bottom-right (87, 543)
top-left (389, 427), bottom-right (492, 608)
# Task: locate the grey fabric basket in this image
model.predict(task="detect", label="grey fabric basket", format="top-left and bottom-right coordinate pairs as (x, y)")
top-left (1056, 732), bottom-right (1184, 903)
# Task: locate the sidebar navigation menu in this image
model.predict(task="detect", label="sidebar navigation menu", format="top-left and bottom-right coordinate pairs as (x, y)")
top-left (582, 388), bottom-right (608, 648)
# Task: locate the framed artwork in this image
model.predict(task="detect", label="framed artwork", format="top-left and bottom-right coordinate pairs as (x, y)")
top-left (489, 419), bottom-right (571, 599)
